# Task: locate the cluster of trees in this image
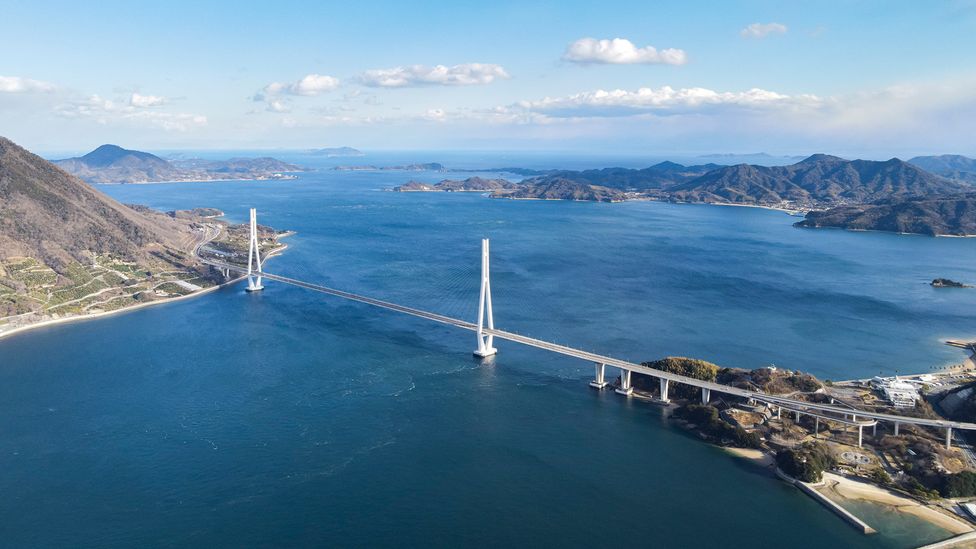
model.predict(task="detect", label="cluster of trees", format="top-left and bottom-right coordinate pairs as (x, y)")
top-left (673, 404), bottom-right (761, 449)
top-left (638, 357), bottom-right (719, 399)
top-left (775, 442), bottom-right (836, 483)
top-left (939, 471), bottom-right (976, 498)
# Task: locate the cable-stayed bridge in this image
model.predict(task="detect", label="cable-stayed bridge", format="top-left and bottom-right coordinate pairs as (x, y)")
top-left (202, 209), bottom-right (976, 448)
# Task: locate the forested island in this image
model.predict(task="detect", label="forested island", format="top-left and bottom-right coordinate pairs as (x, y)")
top-left (394, 153), bottom-right (976, 236)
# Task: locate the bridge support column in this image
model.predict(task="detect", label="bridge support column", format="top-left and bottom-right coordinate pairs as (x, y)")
top-left (473, 239), bottom-right (497, 358)
top-left (701, 387), bottom-right (710, 405)
top-left (795, 410), bottom-right (800, 422)
top-left (872, 424), bottom-right (877, 437)
top-left (616, 370), bottom-right (633, 396)
top-left (590, 363), bottom-right (608, 389)
top-left (947, 427), bottom-right (953, 450)
top-left (814, 417), bottom-right (819, 438)
top-left (659, 379), bottom-right (670, 403)
top-left (894, 422), bottom-right (899, 436)
top-left (777, 406), bottom-right (781, 420)
top-left (245, 208), bottom-right (264, 292)
top-left (858, 425), bottom-right (863, 448)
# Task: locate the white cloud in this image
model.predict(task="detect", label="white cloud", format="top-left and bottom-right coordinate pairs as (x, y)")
top-left (129, 92), bottom-right (166, 107)
top-left (740, 22), bottom-right (788, 39)
top-left (359, 63), bottom-right (509, 87)
top-left (0, 75), bottom-right (56, 93)
top-left (55, 94), bottom-right (207, 131)
top-left (515, 86), bottom-right (819, 117)
top-left (562, 38), bottom-right (687, 65)
top-left (255, 73), bottom-right (339, 100)
top-left (252, 73), bottom-right (339, 112)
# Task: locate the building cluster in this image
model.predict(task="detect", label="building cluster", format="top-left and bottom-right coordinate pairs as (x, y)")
top-left (870, 377), bottom-right (920, 408)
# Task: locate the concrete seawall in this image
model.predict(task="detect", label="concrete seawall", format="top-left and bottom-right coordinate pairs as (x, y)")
top-left (776, 468), bottom-right (876, 534)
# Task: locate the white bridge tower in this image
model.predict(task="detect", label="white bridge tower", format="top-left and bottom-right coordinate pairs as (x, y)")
top-left (474, 238), bottom-right (497, 358)
top-left (245, 208), bottom-right (264, 292)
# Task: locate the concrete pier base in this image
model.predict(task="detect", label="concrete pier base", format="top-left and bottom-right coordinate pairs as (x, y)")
top-left (590, 363), bottom-right (608, 389)
top-left (701, 387), bottom-right (710, 405)
top-left (473, 347), bottom-right (497, 358)
top-left (615, 370), bottom-right (633, 396)
top-left (659, 378), bottom-right (670, 403)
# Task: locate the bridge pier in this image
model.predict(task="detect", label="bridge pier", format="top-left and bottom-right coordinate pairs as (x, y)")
top-left (947, 427), bottom-right (953, 449)
top-left (701, 387), bottom-right (710, 405)
top-left (858, 425), bottom-right (863, 448)
top-left (245, 208), bottom-right (264, 292)
top-left (616, 370), bottom-right (633, 396)
top-left (659, 379), bottom-right (670, 403)
top-left (894, 422), bottom-right (899, 436)
top-left (814, 417), bottom-right (819, 438)
top-left (795, 410), bottom-right (800, 422)
top-left (777, 406), bottom-right (781, 420)
top-left (473, 239), bottom-right (497, 358)
top-left (590, 363), bottom-right (609, 389)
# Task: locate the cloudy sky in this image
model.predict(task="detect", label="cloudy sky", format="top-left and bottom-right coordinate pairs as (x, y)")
top-left (2, 0), bottom-right (975, 157)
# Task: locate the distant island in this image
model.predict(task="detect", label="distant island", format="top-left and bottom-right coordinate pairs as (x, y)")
top-left (393, 154), bottom-right (976, 235)
top-left (54, 144), bottom-right (307, 184)
top-left (395, 177), bottom-right (519, 192)
top-left (335, 162), bottom-right (445, 172)
top-left (308, 146), bottom-right (364, 157)
top-left (795, 194), bottom-right (976, 236)
top-left (0, 137), bottom-right (288, 338)
top-left (397, 154), bottom-right (969, 208)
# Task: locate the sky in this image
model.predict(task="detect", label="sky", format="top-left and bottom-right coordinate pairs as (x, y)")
top-left (2, 0), bottom-right (976, 157)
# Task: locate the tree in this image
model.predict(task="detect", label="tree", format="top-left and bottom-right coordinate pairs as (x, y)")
top-left (641, 357), bottom-right (720, 399)
top-left (776, 442), bottom-right (836, 483)
top-left (940, 471), bottom-right (976, 498)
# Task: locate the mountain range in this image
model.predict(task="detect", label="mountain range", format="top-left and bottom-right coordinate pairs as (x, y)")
top-left (909, 155), bottom-right (976, 184)
top-left (55, 145), bottom-right (306, 184)
top-left (665, 154), bottom-right (967, 208)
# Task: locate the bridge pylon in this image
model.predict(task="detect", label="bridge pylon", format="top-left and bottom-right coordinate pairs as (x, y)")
top-left (245, 208), bottom-right (264, 292)
top-left (473, 238), bottom-right (497, 358)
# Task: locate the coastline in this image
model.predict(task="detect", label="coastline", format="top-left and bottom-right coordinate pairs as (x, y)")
top-left (0, 240), bottom-right (289, 344)
top-left (0, 274), bottom-right (246, 342)
top-left (818, 472), bottom-right (974, 535)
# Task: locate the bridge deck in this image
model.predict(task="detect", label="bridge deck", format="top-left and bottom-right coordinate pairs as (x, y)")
top-left (205, 260), bottom-right (976, 431)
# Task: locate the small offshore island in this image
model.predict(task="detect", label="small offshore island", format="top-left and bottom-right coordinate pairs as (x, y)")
top-left (621, 356), bottom-right (976, 539)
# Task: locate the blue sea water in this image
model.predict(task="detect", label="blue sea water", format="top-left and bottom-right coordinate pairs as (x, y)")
top-left (2, 152), bottom-right (975, 547)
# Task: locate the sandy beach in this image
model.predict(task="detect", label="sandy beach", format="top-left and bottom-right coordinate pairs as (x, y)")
top-left (819, 472), bottom-right (974, 535)
top-left (724, 447), bottom-right (776, 468)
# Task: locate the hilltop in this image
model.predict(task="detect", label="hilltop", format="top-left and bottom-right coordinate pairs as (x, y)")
top-left (909, 155), bottom-right (976, 184)
top-left (55, 144), bottom-right (306, 184)
top-left (667, 155), bottom-right (969, 209)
